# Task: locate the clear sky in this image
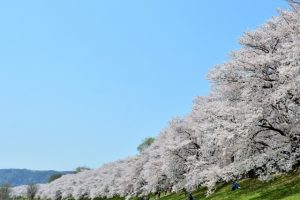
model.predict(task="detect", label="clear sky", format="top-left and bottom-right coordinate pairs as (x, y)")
top-left (0, 0), bottom-right (288, 171)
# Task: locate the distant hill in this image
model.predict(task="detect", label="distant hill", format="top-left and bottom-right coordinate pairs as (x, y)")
top-left (0, 169), bottom-right (72, 186)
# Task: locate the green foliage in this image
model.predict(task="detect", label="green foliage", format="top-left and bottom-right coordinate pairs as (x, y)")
top-left (61, 195), bottom-right (76, 200)
top-left (0, 183), bottom-right (11, 200)
top-left (75, 166), bottom-right (91, 173)
top-left (13, 197), bottom-right (29, 200)
top-left (92, 196), bottom-right (125, 200)
top-left (48, 174), bottom-right (63, 183)
top-left (78, 193), bottom-right (90, 200)
top-left (137, 137), bottom-right (155, 153)
top-left (54, 190), bottom-right (62, 200)
top-left (93, 197), bottom-right (110, 200)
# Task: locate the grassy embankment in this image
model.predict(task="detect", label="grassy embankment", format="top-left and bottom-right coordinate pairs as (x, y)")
top-left (131, 169), bottom-right (300, 200)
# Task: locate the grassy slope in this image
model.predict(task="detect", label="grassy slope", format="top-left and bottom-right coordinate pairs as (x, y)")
top-left (131, 170), bottom-right (300, 200)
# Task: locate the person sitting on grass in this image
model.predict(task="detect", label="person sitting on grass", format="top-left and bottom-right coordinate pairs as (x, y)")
top-left (232, 180), bottom-right (239, 191)
top-left (188, 193), bottom-right (195, 200)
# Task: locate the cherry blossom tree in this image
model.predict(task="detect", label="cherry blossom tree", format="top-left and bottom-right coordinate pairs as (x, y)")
top-left (11, 3), bottom-right (300, 199)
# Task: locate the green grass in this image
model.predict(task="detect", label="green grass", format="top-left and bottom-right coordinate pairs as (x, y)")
top-left (134, 169), bottom-right (300, 200)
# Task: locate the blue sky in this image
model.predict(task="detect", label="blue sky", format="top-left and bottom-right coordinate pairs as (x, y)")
top-left (0, 0), bottom-right (288, 170)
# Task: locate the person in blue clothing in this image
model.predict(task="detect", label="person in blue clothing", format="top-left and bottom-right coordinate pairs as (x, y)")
top-left (188, 193), bottom-right (195, 200)
top-left (232, 180), bottom-right (239, 191)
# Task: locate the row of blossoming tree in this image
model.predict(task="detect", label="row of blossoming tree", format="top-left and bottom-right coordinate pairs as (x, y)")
top-left (12, 1), bottom-right (300, 199)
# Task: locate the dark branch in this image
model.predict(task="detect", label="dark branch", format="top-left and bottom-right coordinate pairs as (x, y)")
top-left (271, 38), bottom-right (280, 53)
top-left (245, 44), bottom-right (270, 53)
top-left (257, 119), bottom-right (286, 137)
